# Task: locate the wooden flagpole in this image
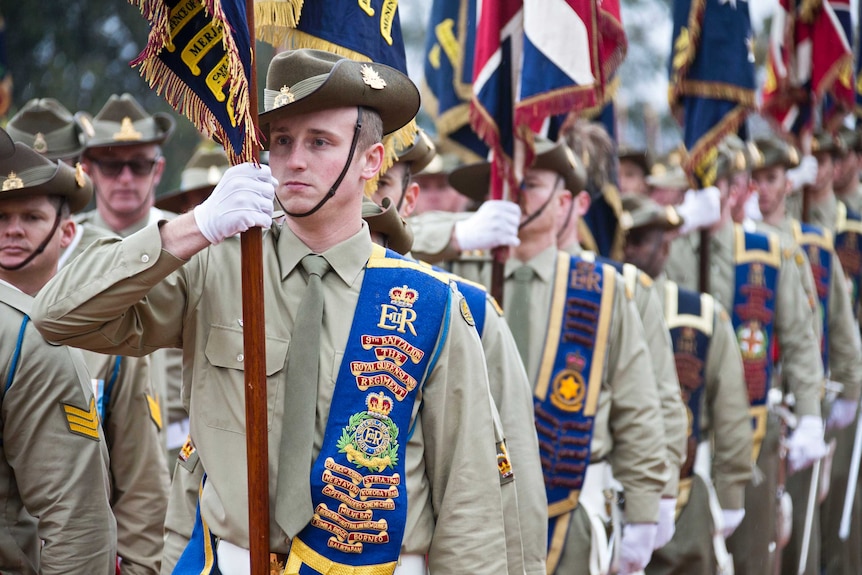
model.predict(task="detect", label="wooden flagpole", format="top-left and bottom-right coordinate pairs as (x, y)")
top-left (242, 1), bottom-right (271, 572)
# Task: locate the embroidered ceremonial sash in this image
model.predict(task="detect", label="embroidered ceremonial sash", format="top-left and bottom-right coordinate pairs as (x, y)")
top-left (835, 201), bottom-right (862, 316)
top-left (791, 220), bottom-right (833, 370)
top-left (173, 474), bottom-right (217, 575)
top-left (731, 225), bottom-right (780, 462)
top-left (286, 245), bottom-right (451, 575)
top-left (534, 253), bottom-right (614, 567)
top-left (664, 282), bottom-right (713, 481)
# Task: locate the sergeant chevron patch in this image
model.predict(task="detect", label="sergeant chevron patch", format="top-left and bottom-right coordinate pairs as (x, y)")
top-left (62, 397), bottom-right (100, 440)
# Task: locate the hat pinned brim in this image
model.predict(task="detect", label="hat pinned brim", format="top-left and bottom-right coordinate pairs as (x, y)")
top-left (0, 156), bottom-right (92, 214)
top-left (361, 196), bottom-right (413, 255)
top-left (85, 112), bottom-right (175, 149)
top-left (260, 50), bottom-right (420, 147)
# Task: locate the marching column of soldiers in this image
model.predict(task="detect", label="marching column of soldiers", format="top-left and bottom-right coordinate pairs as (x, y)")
top-left (2, 41), bottom-right (862, 575)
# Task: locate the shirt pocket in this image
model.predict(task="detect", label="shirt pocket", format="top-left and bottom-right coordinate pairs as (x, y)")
top-left (200, 325), bottom-right (289, 433)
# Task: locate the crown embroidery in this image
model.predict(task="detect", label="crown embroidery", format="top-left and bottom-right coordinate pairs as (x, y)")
top-left (33, 132), bottom-right (48, 154)
top-left (366, 391), bottom-right (394, 418)
top-left (361, 65), bottom-right (387, 90)
top-left (273, 85), bottom-right (295, 108)
top-left (389, 285), bottom-right (418, 307)
top-left (2, 172), bottom-right (23, 191)
top-left (114, 117), bottom-right (142, 141)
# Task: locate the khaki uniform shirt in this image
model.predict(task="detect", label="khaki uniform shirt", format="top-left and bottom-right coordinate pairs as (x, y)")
top-left (32, 223), bottom-right (509, 572)
top-left (451, 245), bottom-right (669, 523)
top-left (578, 253), bottom-right (688, 499)
top-left (76, 208), bottom-right (185, 445)
top-left (408, 210), bottom-right (469, 264)
top-left (665, 221), bottom-right (825, 417)
top-left (758, 218), bottom-right (862, 402)
top-left (0, 281), bottom-right (116, 574)
top-left (654, 275), bottom-right (753, 509)
top-left (81, 351), bottom-right (170, 575)
top-left (837, 184), bottom-right (862, 215)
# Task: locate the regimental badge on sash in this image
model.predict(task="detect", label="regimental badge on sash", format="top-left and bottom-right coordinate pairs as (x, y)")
top-left (337, 392), bottom-right (399, 472)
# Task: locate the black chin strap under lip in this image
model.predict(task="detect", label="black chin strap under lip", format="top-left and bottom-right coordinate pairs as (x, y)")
top-left (281, 107), bottom-right (365, 218)
top-left (0, 202), bottom-right (64, 271)
top-left (518, 175), bottom-right (563, 231)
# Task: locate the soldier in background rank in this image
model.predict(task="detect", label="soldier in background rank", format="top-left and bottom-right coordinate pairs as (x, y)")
top-left (617, 146), bottom-right (651, 196)
top-left (0, 127), bottom-right (116, 573)
top-left (665, 136), bottom-right (828, 575)
top-left (33, 49), bottom-right (508, 574)
top-left (750, 136), bottom-right (862, 575)
top-left (6, 100), bottom-right (170, 574)
top-left (371, 129), bottom-right (547, 575)
top-left (445, 138), bottom-right (669, 574)
top-left (833, 127), bottom-right (862, 215)
top-left (621, 193), bottom-right (752, 575)
top-left (155, 143), bottom-right (229, 215)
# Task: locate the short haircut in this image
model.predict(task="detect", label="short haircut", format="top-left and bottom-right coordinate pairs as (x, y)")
top-left (357, 107), bottom-right (384, 152)
top-left (46, 195), bottom-right (71, 219)
top-left (625, 225), bottom-right (664, 248)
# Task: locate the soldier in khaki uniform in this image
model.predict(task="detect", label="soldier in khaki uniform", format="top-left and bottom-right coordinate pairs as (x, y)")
top-left (750, 136), bottom-right (862, 575)
top-left (441, 139), bottom-right (669, 574)
top-left (6, 99), bottom-right (171, 574)
top-left (33, 49), bottom-right (508, 574)
top-left (622, 193), bottom-right (752, 575)
top-left (0, 127), bottom-right (116, 573)
top-left (666, 137), bottom-right (827, 575)
top-left (833, 127), bottom-right (862, 214)
top-left (75, 93), bottom-right (185, 459)
top-left (371, 131), bottom-right (547, 575)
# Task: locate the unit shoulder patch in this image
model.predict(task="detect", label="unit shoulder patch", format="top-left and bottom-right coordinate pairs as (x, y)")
top-left (62, 397), bottom-right (101, 441)
top-left (177, 435), bottom-right (200, 472)
top-left (497, 440), bottom-right (514, 484)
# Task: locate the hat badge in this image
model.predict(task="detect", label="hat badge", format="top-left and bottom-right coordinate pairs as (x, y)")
top-left (788, 146), bottom-right (799, 165)
top-left (75, 163), bottom-right (86, 188)
top-left (79, 115), bottom-right (96, 138)
top-left (273, 85), bottom-right (295, 108)
top-left (33, 133), bottom-right (48, 154)
top-left (2, 172), bottom-right (23, 191)
top-left (114, 117), bottom-right (143, 141)
top-left (361, 65), bottom-right (387, 90)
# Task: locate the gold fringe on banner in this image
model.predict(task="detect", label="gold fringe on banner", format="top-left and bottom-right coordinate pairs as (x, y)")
top-left (254, 0), bottom-right (304, 46)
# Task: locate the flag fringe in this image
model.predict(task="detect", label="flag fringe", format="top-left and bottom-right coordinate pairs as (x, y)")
top-left (684, 106), bottom-right (749, 188)
top-left (282, 29), bottom-right (373, 61)
top-left (675, 80), bottom-right (756, 107)
top-left (514, 86), bottom-right (597, 128)
top-left (366, 120), bottom-right (418, 197)
top-left (254, 0), bottom-right (304, 46)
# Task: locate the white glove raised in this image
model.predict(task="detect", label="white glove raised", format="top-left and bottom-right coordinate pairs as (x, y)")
top-left (787, 155), bottom-right (818, 190)
top-left (677, 186), bottom-right (721, 234)
top-left (827, 398), bottom-right (858, 432)
top-left (453, 200), bottom-right (521, 251)
top-left (721, 508), bottom-right (745, 538)
top-left (653, 498), bottom-right (677, 549)
top-left (193, 162), bottom-right (276, 245)
top-left (787, 415), bottom-right (829, 473)
top-left (618, 522), bottom-right (658, 574)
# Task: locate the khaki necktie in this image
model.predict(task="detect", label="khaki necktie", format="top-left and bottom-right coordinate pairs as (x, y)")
top-left (275, 254), bottom-right (331, 539)
top-left (508, 265), bottom-right (535, 366)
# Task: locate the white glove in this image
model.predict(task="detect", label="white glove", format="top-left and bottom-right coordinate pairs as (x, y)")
top-left (721, 508), bottom-right (745, 538)
top-left (787, 415), bottom-right (829, 473)
top-left (827, 398), bottom-right (858, 431)
top-left (787, 155), bottom-right (818, 190)
top-left (453, 200), bottom-right (521, 251)
top-left (193, 163), bottom-right (276, 245)
top-left (653, 498), bottom-right (677, 549)
top-left (744, 192), bottom-right (762, 222)
top-left (677, 186), bottom-right (721, 234)
top-left (618, 522), bottom-right (658, 574)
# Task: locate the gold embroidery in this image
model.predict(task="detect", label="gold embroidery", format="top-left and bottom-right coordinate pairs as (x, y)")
top-left (2, 172), bottom-right (23, 191)
top-left (114, 117), bottom-right (142, 141)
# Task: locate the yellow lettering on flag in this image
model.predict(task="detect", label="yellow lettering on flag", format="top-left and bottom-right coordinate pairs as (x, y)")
top-left (182, 21), bottom-right (225, 75)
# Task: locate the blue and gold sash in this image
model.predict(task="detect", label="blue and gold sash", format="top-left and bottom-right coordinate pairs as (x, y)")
top-left (535, 253), bottom-right (615, 567)
top-left (664, 282), bottom-right (713, 481)
top-left (835, 201), bottom-right (862, 316)
top-left (286, 245), bottom-right (451, 575)
top-left (791, 220), bottom-right (833, 370)
top-left (731, 225), bottom-right (780, 461)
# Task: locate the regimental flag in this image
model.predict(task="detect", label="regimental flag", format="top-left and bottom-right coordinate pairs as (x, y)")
top-left (857, 0), bottom-right (862, 117)
top-left (762, 0), bottom-right (853, 135)
top-left (422, 0), bottom-right (488, 162)
top-left (254, 0), bottom-right (414, 185)
top-left (130, 0), bottom-right (260, 164)
top-left (669, 0), bottom-right (756, 188)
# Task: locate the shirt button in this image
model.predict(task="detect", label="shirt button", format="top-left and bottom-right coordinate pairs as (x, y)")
top-left (141, 254), bottom-right (150, 263)
top-left (237, 353), bottom-right (244, 362)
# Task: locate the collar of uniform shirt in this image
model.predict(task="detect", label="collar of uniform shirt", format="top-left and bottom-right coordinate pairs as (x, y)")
top-left (277, 221), bottom-right (373, 287)
top-left (504, 243), bottom-right (558, 283)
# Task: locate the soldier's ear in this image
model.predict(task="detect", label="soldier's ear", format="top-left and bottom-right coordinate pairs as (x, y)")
top-left (573, 190), bottom-right (591, 217)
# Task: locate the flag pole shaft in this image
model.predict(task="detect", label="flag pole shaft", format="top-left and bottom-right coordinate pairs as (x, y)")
top-left (241, 2), bottom-right (271, 573)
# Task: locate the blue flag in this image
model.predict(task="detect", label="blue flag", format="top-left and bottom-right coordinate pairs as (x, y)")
top-left (131, 0), bottom-right (260, 164)
top-left (669, 0), bottom-right (756, 187)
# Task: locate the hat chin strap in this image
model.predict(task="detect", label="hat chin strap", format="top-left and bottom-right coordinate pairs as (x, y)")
top-left (518, 175), bottom-right (562, 231)
top-left (0, 202), bottom-right (63, 271)
top-left (282, 107), bottom-right (365, 218)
